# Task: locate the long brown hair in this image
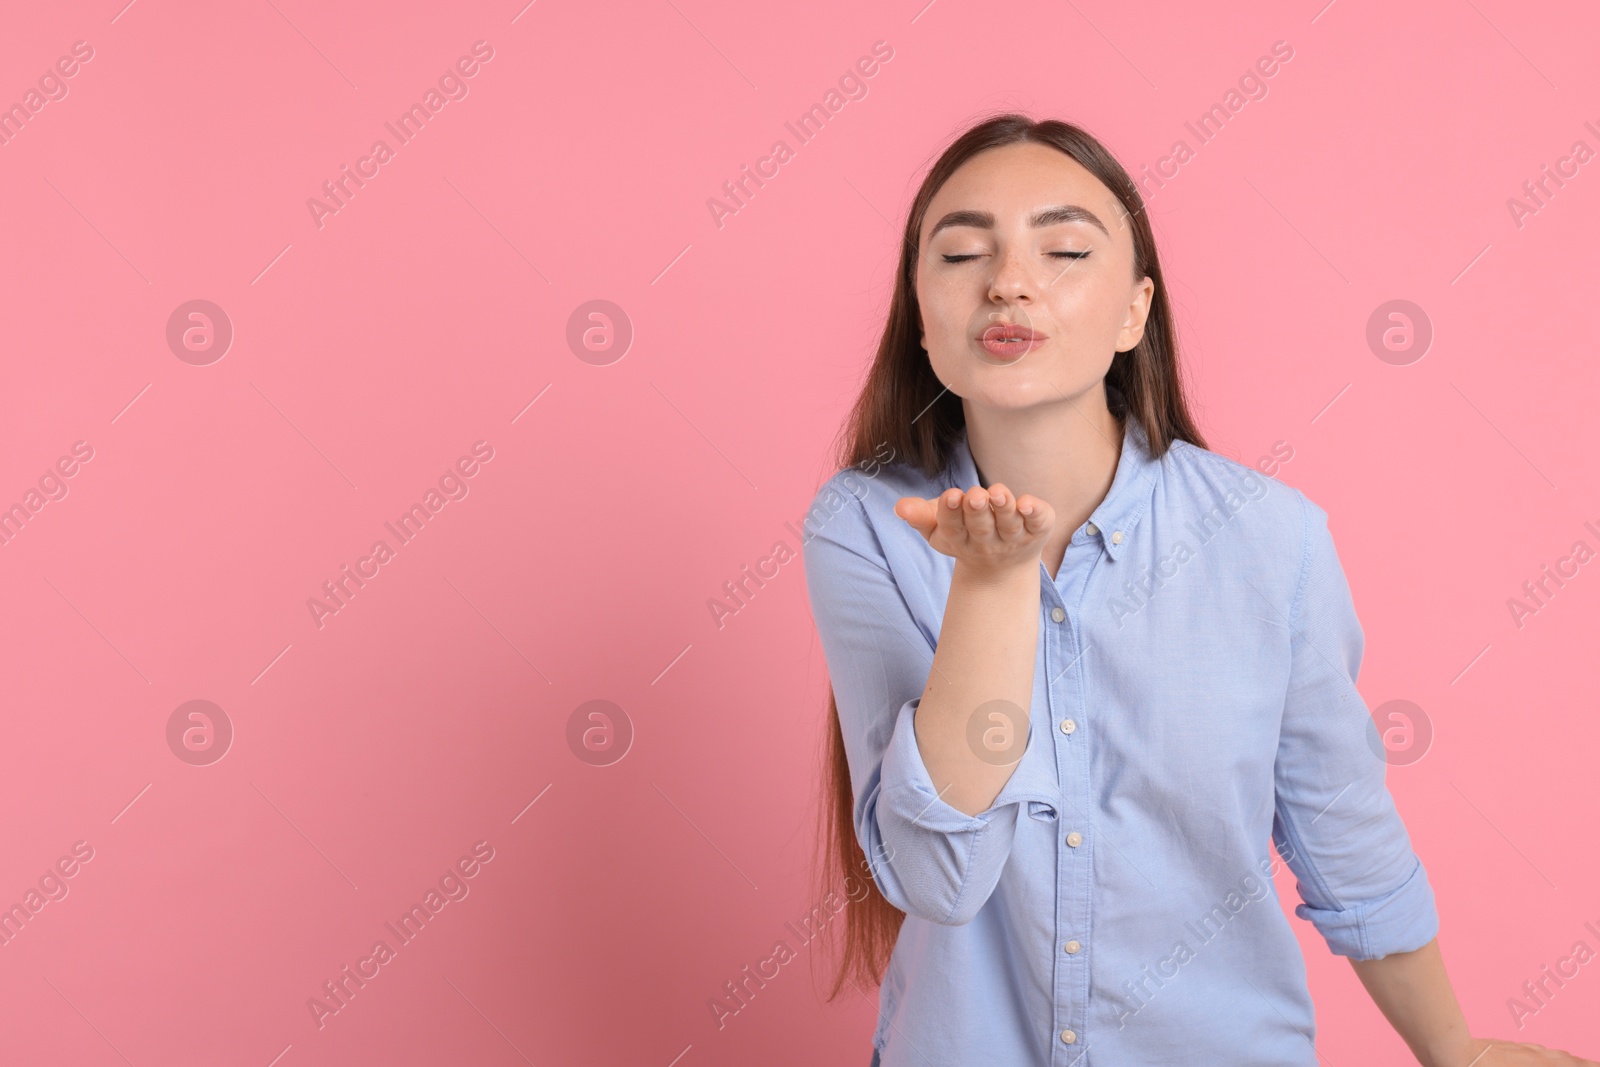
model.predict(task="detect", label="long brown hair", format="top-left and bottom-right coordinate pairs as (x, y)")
top-left (810, 112), bottom-right (1210, 1001)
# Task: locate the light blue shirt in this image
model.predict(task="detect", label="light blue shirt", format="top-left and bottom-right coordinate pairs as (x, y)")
top-left (801, 415), bottom-right (1439, 1066)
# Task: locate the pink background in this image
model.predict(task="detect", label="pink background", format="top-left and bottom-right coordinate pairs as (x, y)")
top-left (2, 0), bottom-right (1598, 1063)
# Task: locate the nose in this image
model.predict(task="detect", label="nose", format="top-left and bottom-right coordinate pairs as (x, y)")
top-left (987, 245), bottom-right (1036, 305)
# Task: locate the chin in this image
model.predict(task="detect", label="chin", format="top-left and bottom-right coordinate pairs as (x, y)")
top-left (958, 376), bottom-right (1056, 409)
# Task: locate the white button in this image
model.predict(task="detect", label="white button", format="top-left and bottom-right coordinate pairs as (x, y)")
top-left (1061, 1029), bottom-right (1077, 1044)
top-left (1066, 831), bottom-right (1083, 847)
top-left (1050, 607), bottom-right (1066, 623)
top-left (1111, 531), bottom-right (1123, 544)
top-left (1086, 522), bottom-right (1098, 534)
top-left (1064, 940), bottom-right (1081, 954)
top-left (1060, 719), bottom-right (1076, 734)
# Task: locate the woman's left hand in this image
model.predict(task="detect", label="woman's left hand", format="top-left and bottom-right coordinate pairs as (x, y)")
top-left (1447, 1037), bottom-right (1600, 1066)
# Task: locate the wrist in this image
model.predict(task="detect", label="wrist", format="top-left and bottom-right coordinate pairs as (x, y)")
top-left (951, 556), bottom-right (1040, 590)
top-left (1417, 1029), bottom-right (1477, 1067)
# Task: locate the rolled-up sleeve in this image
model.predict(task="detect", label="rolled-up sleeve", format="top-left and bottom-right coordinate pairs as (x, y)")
top-left (801, 483), bottom-right (1049, 926)
top-left (1270, 491), bottom-right (1440, 960)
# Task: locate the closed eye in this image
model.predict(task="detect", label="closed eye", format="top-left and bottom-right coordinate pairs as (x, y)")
top-left (941, 251), bottom-right (1092, 263)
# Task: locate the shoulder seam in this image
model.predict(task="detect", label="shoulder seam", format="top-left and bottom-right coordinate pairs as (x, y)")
top-left (803, 479), bottom-right (893, 574)
top-left (1286, 489), bottom-right (1315, 634)
top-left (1168, 438), bottom-right (1242, 471)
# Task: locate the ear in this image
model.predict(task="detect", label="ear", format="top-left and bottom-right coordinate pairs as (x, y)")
top-left (1117, 276), bottom-right (1155, 352)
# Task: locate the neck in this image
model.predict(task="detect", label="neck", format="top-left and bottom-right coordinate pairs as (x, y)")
top-left (963, 384), bottom-right (1125, 573)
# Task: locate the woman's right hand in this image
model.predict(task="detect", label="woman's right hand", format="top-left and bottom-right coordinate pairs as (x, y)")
top-left (894, 483), bottom-right (1055, 578)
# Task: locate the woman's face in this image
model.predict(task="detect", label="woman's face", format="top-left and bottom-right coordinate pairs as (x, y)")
top-left (914, 141), bottom-right (1154, 412)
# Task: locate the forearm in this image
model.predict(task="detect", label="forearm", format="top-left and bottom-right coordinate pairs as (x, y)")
top-left (913, 559), bottom-right (1040, 816)
top-left (1348, 936), bottom-right (1473, 1067)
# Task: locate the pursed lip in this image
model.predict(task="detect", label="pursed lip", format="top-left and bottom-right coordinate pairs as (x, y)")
top-left (977, 323), bottom-right (1047, 343)
top-left (976, 322), bottom-right (1049, 359)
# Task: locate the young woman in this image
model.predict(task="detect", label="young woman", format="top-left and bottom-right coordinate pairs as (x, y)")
top-left (801, 115), bottom-right (1596, 1067)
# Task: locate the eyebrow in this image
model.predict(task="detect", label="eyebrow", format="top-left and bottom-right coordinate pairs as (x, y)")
top-left (928, 204), bottom-right (1111, 240)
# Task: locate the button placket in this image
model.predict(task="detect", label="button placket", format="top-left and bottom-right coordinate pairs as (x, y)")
top-left (1044, 564), bottom-right (1099, 1060)
top-left (1043, 585), bottom-right (1073, 1059)
top-left (1051, 559), bottom-right (1098, 1061)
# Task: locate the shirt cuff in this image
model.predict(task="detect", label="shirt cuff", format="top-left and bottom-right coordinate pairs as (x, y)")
top-left (877, 695), bottom-right (1063, 826)
top-left (866, 696), bottom-right (1064, 925)
top-left (1294, 854), bottom-right (1440, 959)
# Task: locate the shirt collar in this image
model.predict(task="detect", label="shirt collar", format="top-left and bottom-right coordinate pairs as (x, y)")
top-left (946, 414), bottom-right (1161, 563)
